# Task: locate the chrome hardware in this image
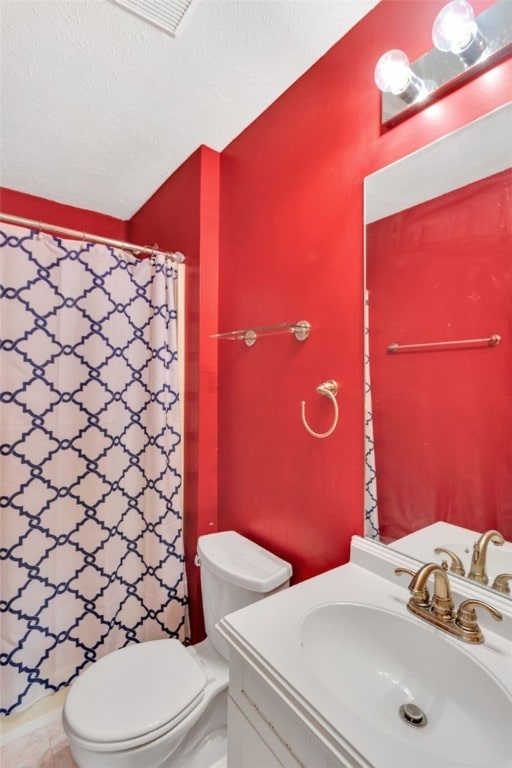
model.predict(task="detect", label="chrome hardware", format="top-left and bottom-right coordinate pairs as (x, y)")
top-left (454, 599), bottom-right (503, 644)
top-left (492, 573), bottom-right (512, 595)
top-left (434, 547), bottom-right (465, 576)
top-left (399, 702), bottom-right (428, 729)
top-left (468, 530), bottom-right (505, 585)
top-left (212, 320), bottom-right (311, 347)
top-left (0, 212), bottom-right (185, 263)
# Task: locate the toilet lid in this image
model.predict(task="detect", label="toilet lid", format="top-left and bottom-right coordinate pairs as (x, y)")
top-left (65, 639), bottom-right (207, 744)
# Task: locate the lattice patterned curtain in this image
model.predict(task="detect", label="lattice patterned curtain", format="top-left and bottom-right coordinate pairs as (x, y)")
top-left (364, 291), bottom-right (380, 540)
top-left (0, 223), bottom-right (189, 715)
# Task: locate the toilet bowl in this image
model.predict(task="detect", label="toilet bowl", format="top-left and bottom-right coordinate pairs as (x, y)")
top-left (63, 638), bottom-right (228, 768)
top-left (63, 531), bottom-right (292, 768)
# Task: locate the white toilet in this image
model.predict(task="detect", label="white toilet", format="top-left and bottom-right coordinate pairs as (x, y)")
top-left (62, 531), bottom-right (292, 768)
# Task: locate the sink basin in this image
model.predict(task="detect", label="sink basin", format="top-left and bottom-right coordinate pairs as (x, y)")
top-left (300, 603), bottom-right (512, 767)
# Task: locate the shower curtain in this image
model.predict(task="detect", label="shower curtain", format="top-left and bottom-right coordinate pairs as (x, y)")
top-left (364, 291), bottom-right (380, 540)
top-left (0, 223), bottom-right (189, 715)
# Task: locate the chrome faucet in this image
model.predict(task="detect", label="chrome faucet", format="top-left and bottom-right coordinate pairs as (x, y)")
top-left (396, 562), bottom-right (502, 644)
top-left (468, 529), bottom-right (504, 585)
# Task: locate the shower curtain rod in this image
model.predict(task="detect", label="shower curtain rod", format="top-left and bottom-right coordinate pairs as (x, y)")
top-left (0, 212), bottom-right (185, 263)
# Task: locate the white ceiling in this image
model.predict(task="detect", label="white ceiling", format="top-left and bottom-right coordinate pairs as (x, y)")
top-left (0, 0), bottom-right (378, 220)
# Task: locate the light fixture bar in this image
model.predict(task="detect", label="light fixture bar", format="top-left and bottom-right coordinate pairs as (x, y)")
top-left (381, 0), bottom-right (512, 127)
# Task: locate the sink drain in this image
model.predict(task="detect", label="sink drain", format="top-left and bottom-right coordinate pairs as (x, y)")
top-left (399, 703), bottom-right (428, 728)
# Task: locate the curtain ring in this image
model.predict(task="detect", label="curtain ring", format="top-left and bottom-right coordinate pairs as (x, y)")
top-left (301, 380), bottom-right (339, 438)
top-left (144, 244), bottom-right (157, 267)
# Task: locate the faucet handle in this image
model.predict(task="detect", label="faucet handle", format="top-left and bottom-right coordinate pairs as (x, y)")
top-left (394, 567), bottom-right (415, 578)
top-left (394, 567), bottom-right (430, 606)
top-left (455, 599), bottom-right (503, 644)
top-left (434, 547), bottom-right (465, 576)
top-left (492, 573), bottom-right (512, 595)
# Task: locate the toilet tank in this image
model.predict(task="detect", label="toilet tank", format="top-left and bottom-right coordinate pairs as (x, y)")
top-left (197, 531), bottom-right (292, 660)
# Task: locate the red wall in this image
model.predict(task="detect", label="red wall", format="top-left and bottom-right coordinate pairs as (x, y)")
top-left (3, 0), bottom-right (511, 641)
top-left (129, 146), bottom-right (220, 640)
top-left (0, 188), bottom-right (127, 239)
top-left (217, 0), bottom-right (512, 585)
top-left (367, 170), bottom-right (512, 542)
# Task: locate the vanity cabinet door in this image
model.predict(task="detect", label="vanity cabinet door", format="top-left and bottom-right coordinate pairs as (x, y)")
top-left (227, 697), bottom-right (288, 768)
top-left (227, 649), bottom-right (360, 768)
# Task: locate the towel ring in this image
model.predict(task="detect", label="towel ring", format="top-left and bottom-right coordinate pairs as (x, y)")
top-left (301, 380), bottom-right (339, 438)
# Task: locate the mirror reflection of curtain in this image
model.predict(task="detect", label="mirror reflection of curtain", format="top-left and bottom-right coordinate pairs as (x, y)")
top-left (0, 224), bottom-right (189, 715)
top-left (364, 291), bottom-right (380, 540)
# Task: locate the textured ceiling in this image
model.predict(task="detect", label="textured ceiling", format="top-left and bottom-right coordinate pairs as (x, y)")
top-left (0, 0), bottom-right (378, 219)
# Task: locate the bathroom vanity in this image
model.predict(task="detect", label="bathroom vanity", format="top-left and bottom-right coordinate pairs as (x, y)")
top-left (218, 537), bottom-right (512, 768)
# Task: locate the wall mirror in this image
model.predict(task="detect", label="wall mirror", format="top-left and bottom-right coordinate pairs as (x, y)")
top-left (364, 102), bottom-right (512, 599)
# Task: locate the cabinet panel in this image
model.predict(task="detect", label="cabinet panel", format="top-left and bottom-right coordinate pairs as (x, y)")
top-left (228, 648), bottom-right (361, 768)
top-left (228, 697), bottom-right (285, 768)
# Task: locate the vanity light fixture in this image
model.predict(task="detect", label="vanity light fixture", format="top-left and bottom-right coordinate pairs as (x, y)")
top-left (375, 0), bottom-right (512, 127)
top-left (374, 50), bottom-right (425, 104)
top-left (432, 0), bottom-right (488, 66)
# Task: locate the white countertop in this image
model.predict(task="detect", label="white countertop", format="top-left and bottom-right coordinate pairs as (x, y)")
top-left (218, 537), bottom-right (512, 768)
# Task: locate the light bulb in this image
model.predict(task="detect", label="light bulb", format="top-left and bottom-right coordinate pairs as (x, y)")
top-left (374, 50), bottom-right (424, 104)
top-left (432, 0), bottom-right (478, 54)
top-left (374, 50), bottom-right (412, 95)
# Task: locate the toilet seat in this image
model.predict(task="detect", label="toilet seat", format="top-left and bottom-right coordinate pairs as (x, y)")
top-left (64, 639), bottom-right (207, 750)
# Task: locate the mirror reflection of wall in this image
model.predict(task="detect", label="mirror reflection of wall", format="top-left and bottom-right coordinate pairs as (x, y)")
top-left (367, 168), bottom-right (511, 544)
top-left (364, 103), bottom-right (512, 597)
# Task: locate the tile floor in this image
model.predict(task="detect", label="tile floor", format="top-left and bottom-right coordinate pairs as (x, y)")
top-left (1, 713), bottom-right (229, 768)
top-left (0, 713), bottom-right (77, 768)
